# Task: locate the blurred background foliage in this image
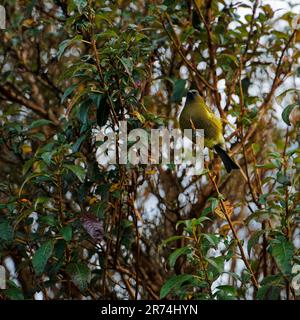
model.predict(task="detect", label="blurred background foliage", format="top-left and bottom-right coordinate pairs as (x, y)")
top-left (0, 0), bottom-right (300, 300)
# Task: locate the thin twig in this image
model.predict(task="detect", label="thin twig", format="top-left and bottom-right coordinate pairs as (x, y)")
top-left (207, 169), bottom-right (259, 291)
top-left (161, 13), bottom-right (215, 91)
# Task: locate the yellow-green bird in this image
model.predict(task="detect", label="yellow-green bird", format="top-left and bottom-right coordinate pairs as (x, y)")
top-left (179, 90), bottom-right (239, 173)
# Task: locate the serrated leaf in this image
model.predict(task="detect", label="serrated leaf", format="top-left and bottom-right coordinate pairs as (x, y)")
top-left (64, 164), bottom-right (86, 182)
top-left (32, 240), bottom-right (54, 276)
top-left (270, 237), bottom-right (294, 275)
top-left (66, 263), bottom-right (91, 291)
top-left (160, 274), bottom-right (195, 299)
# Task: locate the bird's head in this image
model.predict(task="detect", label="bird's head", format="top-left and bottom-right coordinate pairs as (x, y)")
top-left (186, 89), bottom-right (205, 104)
top-left (186, 89), bottom-right (198, 101)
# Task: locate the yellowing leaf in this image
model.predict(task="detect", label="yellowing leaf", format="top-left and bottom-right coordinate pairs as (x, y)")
top-left (109, 183), bottom-right (120, 192)
top-left (145, 169), bottom-right (156, 175)
top-left (33, 161), bottom-right (41, 173)
top-left (78, 84), bottom-right (85, 93)
top-left (219, 221), bottom-right (244, 236)
top-left (219, 224), bottom-right (231, 236)
top-left (22, 144), bottom-right (32, 154)
top-left (214, 200), bottom-right (233, 220)
top-left (22, 19), bottom-right (37, 27)
top-left (88, 197), bottom-right (97, 205)
top-left (132, 111), bottom-right (145, 124)
top-left (18, 198), bottom-right (31, 204)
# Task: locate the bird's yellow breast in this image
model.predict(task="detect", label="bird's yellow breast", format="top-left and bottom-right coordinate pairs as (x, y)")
top-left (179, 97), bottom-right (225, 148)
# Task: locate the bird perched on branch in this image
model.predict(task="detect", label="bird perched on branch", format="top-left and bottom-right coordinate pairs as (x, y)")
top-left (179, 89), bottom-right (239, 173)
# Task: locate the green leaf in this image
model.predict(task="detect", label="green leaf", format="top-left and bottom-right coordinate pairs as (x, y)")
top-left (30, 132), bottom-right (46, 141)
top-left (22, 158), bottom-right (35, 176)
top-left (257, 275), bottom-right (284, 300)
top-left (64, 164), bottom-right (86, 182)
top-left (216, 285), bottom-right (237, 297)
top-left (61, 84), bottom-right (77, 103)
top-left (19, 173), bottom-right (51, 197)
top-left (4, 288), bottom-right (24, 300)
top-left (91, 202), bottom-right (106, 219)
top-left (96, 95), bottom-right (110, 127)
top-left (66, 263), bottom-right (91, 291)
top-left (34, 197), bottom-right (50, 210)
top-left (40, 215), bottom-right (57, 227)
top-left (41, 151), bottom-right (53, 166)
top-left (209, 197), bottom-right (219, 212)
top-left (0, 220), bottom-right (13, 241)
top-left (256, 161), bottom-right (279, 169)
top-left (247, 230), bottom-right (264, 255)
top-left (32, 240), bottom-right (54, 276)
top-left (282, 103), bottom-right (298, 126)
top-left (160, 274), bottom-right (195, 299)
top-left (276, 172), bottom-right (290, 186)
top-left (257, 284), bottom-right (281, 300)
top-left (77, 100), bottom-right (90, 125)
top-left (72, 135), bottom-right (87, 153)
top-left (162, 235), bottom-right (186, 246)
top-left (74, 0), bottom-right (87, 12)
top-left (57, 35), bottom-right (83, 60)
top-left (219, 53), bottom-right (239, 67)
top-left (270, 236), bottom-right (294, 275)
top-left (202, 233), bottom-right (220, 248)
top-left (205, 256), bottom-right (224, 273)
top-left (171, 79), bottom-right (187, 102)
top-left (60, 225), bottom-right (73, 242)
top-left (28, 119), bottom-right (53, 130)
top-left (168, 246), bottom-right (192, 268)
top-left (119, 57), bottom-right (133, 75)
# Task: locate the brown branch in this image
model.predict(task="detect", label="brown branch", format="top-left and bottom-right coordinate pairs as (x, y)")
top-left (115, 264), bottom-right (160, 300)
top-left (192, 0), bottom-right (223, 118)
top-left (161, 13), bottom-right (215, 91)
top-left (0, 84), bottom-right (59, 125)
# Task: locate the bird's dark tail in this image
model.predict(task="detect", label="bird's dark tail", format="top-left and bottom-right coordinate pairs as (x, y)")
top-left (214, 145), bottom-right (239, 173)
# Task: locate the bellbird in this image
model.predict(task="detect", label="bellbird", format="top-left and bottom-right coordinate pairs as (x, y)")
top-left (179, 90), bottom-right (239, 173)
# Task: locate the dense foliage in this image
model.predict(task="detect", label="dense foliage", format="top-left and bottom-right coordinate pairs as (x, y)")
top-left (0, 0), bottom-right (300, 300)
